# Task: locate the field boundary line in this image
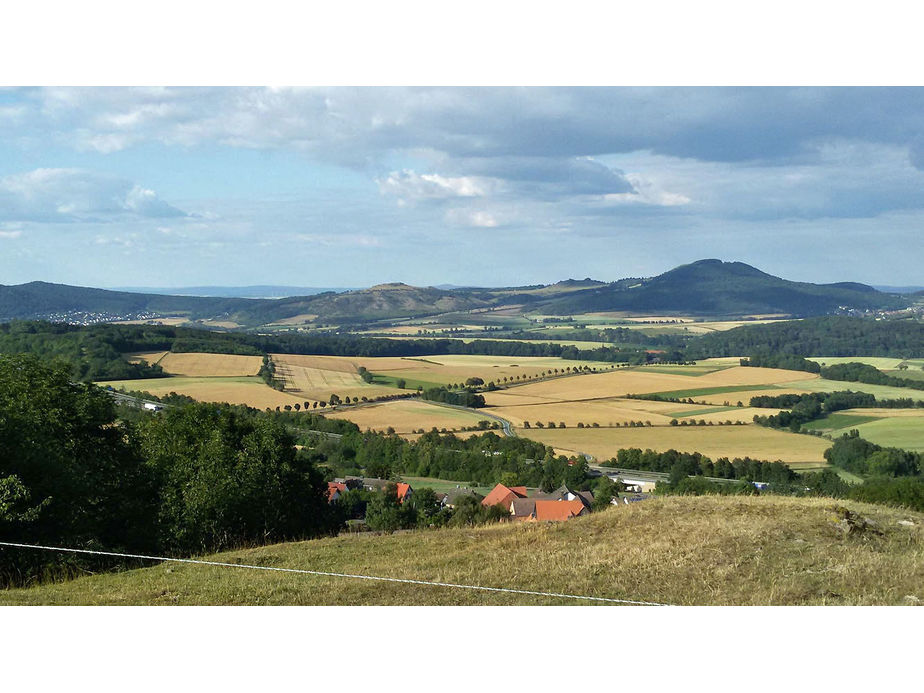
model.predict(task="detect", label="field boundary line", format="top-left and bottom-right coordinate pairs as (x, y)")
top-left (0, 541), bottom-right (671, 606)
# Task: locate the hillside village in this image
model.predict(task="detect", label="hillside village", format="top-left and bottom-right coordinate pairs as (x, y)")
top-left (327, 476), bottom-right (648, 527)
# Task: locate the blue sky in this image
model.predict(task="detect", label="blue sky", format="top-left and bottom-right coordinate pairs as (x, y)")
top-left (1, 86), bottom-right (923, 288)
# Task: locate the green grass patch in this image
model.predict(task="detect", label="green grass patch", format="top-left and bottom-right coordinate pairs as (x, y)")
top-left (801, 412), bottom-right (883, 432)
top-left (787, 378), bottom-right (924, 402)
top-left (850, 417), bottom-right (924, 452)
top-left (649, 384), bottom-right (779, 400)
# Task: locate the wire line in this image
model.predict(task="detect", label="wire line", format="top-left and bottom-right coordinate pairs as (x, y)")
top-left (0, 540), bottom-right (671, 606)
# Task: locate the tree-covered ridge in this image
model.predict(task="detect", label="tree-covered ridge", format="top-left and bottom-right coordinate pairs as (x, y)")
top-left (542, 259), bottom-right (907, 317)
top-left (0, 260), bottom-right (909, 325)
top-left (690, 316), bottom-right (924, 358)
top-left (821, 362), bottom-right (924, 391)
top-left (824, 430), bottom-right (923, 478)
top-left (0, 280), bottom-right (259, 321)
top-left (0, 321), bottom-right (168, 381)
top-left (0, 320), bottom-right (650, 382)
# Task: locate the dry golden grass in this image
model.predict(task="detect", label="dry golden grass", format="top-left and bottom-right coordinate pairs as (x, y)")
top-left (518, 424), bottom-right (830, 466)
top-left (325, 400), bottom-right (491, 435)
top-left (3, 496), bottom-right (922, 605)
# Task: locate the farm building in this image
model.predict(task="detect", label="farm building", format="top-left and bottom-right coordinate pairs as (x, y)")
top-left (481, 483), bottom-right (529, 511)
top-left (511, 498), bottom-right (588, 522)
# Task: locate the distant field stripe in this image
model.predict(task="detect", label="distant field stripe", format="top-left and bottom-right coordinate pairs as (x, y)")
top-left (668, 406), bottom-right (739, 418)
top-left (649, 384), bottom-right (780, 399)
top-left (801, 413), bottom-right (883, 431)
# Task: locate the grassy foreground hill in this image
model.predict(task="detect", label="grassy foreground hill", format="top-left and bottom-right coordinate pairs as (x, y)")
top-left (3, 495), bottom-right (923, 605)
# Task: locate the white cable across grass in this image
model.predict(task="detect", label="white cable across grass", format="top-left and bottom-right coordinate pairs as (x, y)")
top-left (0, 540), bottom-right (671, 606)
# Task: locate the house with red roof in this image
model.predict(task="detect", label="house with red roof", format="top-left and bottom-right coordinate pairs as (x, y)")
top-left (481, 483), bottom-right (529, 512)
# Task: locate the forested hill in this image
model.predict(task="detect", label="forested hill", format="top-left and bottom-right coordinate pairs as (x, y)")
top-left (541, 260), bottom-right (907, 316)
top-left (687, 316), bottom-right (924, 358)
top-left (0, 260), bottom-right (908, 325)
top-left (0, 281), bottom-right (259, 321)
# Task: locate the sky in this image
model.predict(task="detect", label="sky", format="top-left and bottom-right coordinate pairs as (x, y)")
top-left (2, 86), bottom-right (923, 289)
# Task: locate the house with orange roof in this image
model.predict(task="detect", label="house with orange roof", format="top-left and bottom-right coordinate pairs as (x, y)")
top-left (511, 498), bottom-right (588, 522)
top-left (481, 483), bottom-right (529, 512)
top-left (327, 482), bottom-right (348, 503)
top-left (395, 482), bottom-right (413, 504)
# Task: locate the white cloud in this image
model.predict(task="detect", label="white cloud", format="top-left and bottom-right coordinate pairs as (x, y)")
top-left (601, 174), bottom-right (691, 207)
top-left (0, 168), bottom-right (187, 223)
top-left (445, 208), bottom-right (499, 228)
top-left (377, 169), bottom-right (495, 202)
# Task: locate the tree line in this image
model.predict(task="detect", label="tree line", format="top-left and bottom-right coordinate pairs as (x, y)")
top-left (600, 448), bottom-right (797, 485)
top-left (0, 354), bottom-right (339, 587)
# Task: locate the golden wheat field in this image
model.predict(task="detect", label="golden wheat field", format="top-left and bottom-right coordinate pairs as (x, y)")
top-left (324, 399), bottom-right (492, 434)
top-left (486, 399), bottom-right (678, 428)
top-left (270, 354), bottom-right (396, 400)
top-left (270, 353), bottom-right (617, 390)
top-left (97, 376), bottom-right (312, 410)
top-left (366, 353), bottom-right (616, 386)
top-left (518, 423), bottom-right (830, 466)
top-left (128, 352), bottom-right (262, 377)
top-left (483, 365), bottom-right (815, 403)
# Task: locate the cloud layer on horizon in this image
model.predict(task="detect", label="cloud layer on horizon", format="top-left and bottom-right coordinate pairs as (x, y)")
top-left (1, 87), bottom-right (923, 286)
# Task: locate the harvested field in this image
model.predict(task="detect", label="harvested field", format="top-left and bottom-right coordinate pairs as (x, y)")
top-left (271, 354), bottom-right (396, 401)
top-left (668, 406), bottom-right (784, 424)
top-left (324, 399), bottom-right (493, 435)
top-left (690, 387), bottom-right (812, 406)
top-left (97, 376), bottom-right (310, 410)
top-left (128, 352), bottom-right (262, 377)
top-left (488, 400), bottom-right (678, 428)
top-left (488, 365), bottom-right (812, 404)
top-left (518, 424), bottom-right (831, 467)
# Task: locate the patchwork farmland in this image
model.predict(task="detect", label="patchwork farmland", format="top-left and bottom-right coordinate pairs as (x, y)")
top-left (108, 349), bottom-right (923, 465)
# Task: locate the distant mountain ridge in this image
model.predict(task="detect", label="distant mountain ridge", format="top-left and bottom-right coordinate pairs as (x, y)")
top-left (111, 285), bottom-right (356, 298)
top-left (0, 259), bottom-right (909, 326)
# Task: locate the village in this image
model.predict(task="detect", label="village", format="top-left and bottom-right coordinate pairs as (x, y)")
top-left (327, 472), bottom-right (655, 527)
